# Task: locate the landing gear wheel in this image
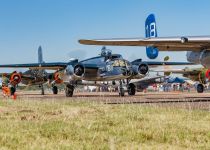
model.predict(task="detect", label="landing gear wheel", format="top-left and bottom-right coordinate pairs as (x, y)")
top-left (197, 84), bottom-right (204, 93)
top-left (119, 88), bottom-right (125, 97)
top-left (65, 84), bottom-right (74, 97)
top-left (10, 87), bottom-right (16, 96)
top-left (128, 83), bottom-right (136, 96)
top-left (52, 86), bottom-right (58, 95)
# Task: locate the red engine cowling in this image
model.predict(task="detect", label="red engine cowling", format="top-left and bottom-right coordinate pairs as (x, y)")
top-left (10, 72), bottom-right (22, 86)
top-left (205, 69), bottom-right (210, 80)
top-left (54, 72), bottom-right (63, 84)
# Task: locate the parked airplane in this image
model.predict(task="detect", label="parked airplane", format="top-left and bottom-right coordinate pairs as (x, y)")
top-left (79, 14), bottom-right (210, 69)
top-left (0, 46), bottom-right (62, 95)
top-left (159, 67), bottom-right (210, 93)
top-left (0, 47), bottom-right (193, 97)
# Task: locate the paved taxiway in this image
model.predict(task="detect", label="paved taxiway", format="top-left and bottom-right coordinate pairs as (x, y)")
top-left (3, 91), bottom-right (210, 110)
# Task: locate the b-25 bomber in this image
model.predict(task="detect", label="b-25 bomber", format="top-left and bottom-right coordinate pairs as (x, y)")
top-left (0, 46), bottom-right (63, 95)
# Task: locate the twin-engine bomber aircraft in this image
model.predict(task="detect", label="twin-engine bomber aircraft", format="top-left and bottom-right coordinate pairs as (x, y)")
top-left (0, 47), bottom-right (192, 97)
top-left (158, 67), bottom-right (210, 93)
top-left (0, 46), bottom-right (63, 95)
top-left (79, 14), bottom-right (210, 69)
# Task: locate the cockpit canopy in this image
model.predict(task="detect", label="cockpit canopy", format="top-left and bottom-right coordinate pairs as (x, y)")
top-left (106, 59), bottom-right (131, 68)
top-left (100, 47), bottom-right (123, 59)
top-left (113, 59), bottom-right (130, 67)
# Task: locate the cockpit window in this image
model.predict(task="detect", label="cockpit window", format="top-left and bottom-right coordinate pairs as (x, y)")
top-left (113, 60), bottom-right (129, 67)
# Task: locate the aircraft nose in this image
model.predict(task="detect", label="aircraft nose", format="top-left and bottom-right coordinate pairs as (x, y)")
top-left (122, 67), bottom-right (132, 76)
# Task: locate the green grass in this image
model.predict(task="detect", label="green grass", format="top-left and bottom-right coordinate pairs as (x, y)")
top-left (0, 99), bottom-right (209, 149)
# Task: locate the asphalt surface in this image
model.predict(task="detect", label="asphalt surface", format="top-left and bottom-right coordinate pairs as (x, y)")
top-left (4, 91), bottom-right (210, 110)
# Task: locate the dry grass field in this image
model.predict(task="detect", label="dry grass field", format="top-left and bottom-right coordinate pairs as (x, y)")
top-left (0, 92), bottom-right (210, 149)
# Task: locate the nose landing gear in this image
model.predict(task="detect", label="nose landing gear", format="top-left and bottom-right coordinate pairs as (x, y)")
top-left (65, 84), bottom-right (74, 97)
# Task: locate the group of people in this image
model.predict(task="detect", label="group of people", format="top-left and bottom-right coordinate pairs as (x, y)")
top-left (152, 83), bottom-right (192, 93)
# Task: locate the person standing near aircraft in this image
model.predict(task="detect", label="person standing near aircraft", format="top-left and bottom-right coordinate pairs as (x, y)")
top-left (2, 73), bottom-right (17, 99)
top-left (2, 73), bottom-right (10, 97)
top-left (2, 73), bottom-right (9, 87)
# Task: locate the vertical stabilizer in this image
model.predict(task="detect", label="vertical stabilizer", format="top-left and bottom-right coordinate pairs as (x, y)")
top-left (145, 14), bottom-right (159, 59)
top-left (38, 46), bottom-right (44, 63)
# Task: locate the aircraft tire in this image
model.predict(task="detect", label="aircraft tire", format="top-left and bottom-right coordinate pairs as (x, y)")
top-left (197, 84), bottom-right (204, 93)
top-left (128, 83), bottom-right (136, 96)
top-left (52, 86), bottom-right (58, 95)
top-left (119, 88), bottom-right (125, 97)
top-left (65, 84), bottom-right (74, 97)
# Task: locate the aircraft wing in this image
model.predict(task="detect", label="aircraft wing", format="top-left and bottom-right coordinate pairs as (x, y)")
top-left (79, 36), bottom-right (210, 51)
top-left (0, 73), bottom-right (35, 80)
top-left (151, 68), bottom-right (202, 75)
top-left (130, 76), bottom-right (166, 84)
top-left (132, 59), bottom-right (194, 66)
top-left (0, 62), bottom-right (70, 70)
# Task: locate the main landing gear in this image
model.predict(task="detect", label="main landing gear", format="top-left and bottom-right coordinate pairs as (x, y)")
top-left (197, 84), bottom-right (204, 93)
top-left (128, 83), bottom-right (136, 96)
top-left (65, 84), bottom-right (74, 97)
top-left (118, 80), bottom-right (136, 97)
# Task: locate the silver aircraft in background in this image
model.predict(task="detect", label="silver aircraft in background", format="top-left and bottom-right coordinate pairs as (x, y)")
top-left (79, 14), bottom-right (210, 69)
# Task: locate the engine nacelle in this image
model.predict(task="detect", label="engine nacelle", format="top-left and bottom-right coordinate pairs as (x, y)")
top-left (74, 65), bottom-right (85, 77)
top-left (53, 72), bottom-right (63, 84)
top-left (186, 51), bottom-right (201, 64)
top-left (138, 64), bottom-right (149, 75)
top-left (132, 64), bottom-right (149, 78)
top-left (200, 51), bottom-right (210, 69)
top-left (10, 72), bottom-right (22, 86)
top-left (48, 71), bottom-right (63, 84)
top-left (146, 47), bottom-right (159, 59)
top-left (205, 69), bottom-right (210, 80)
top-left (187, 51), bottom-right (210, 68)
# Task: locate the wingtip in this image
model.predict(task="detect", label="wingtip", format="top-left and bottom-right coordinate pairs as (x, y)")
top-left (79, 39), bottom-right (95, 45)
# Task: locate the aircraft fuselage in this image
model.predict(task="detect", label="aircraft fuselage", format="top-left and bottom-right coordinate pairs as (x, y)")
top-left (21, 69), bottom-right (48, 85)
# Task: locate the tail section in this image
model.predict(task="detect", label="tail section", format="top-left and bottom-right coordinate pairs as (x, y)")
top-left (38, 46), bottom-right (44, 63)
top-left (145, 14), bottom-right (159, 59)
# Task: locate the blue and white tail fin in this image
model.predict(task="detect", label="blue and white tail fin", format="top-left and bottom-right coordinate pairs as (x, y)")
top-left (145, 14), bottom-right (159, 59)
top-left (38, 46), bottom-right (44, 63)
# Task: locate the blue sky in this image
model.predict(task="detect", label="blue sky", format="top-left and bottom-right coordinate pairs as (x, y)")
top-left (0, 0), bottom-right (209, 69)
